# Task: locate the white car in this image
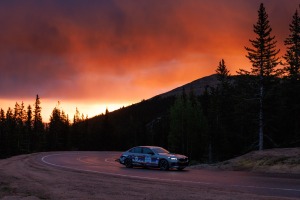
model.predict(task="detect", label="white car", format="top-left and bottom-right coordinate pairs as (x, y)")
top-left (119, 146), bottom-right (189, 170)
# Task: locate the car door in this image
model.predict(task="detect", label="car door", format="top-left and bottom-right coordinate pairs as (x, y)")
top-left (131, 147), bottom-right (144, 165)
top-left (142, 147), bottom-right (159, 167)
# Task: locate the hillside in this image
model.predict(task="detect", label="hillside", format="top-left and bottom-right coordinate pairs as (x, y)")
top-left (155, 74), bottom-right (218, 98)
top-left (2, 72), bottom-right (295, 163)
top-left (85, 74), bottom-right (220, 151)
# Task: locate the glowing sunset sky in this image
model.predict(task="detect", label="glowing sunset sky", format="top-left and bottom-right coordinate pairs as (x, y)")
top-left (0, 0), bottom-right (298, 121)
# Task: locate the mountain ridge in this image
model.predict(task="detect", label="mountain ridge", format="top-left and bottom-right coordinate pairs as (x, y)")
top-left (152, 74), bottom-right (218, 99)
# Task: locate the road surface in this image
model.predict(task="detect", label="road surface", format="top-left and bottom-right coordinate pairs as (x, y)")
top-left (40, 151), bottom-right (300, 199)
top-left (0, 151), bottom-right (299, 199)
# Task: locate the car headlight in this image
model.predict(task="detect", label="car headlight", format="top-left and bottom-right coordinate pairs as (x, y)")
top-left (170, 157), bottom-right (177, 161)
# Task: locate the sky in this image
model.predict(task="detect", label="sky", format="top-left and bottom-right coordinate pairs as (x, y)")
top-left (0, 0), bottom-right (299, 122)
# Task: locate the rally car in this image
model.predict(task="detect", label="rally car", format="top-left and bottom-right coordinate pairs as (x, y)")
top-left (118, 146), bottom-right (189, 170)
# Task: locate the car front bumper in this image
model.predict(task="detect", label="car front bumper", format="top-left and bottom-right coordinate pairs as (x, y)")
top-left (169, 161), bottom-right (189, 169)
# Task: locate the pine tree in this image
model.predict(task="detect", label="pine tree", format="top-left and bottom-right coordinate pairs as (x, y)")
top-left (33, 95), bottom-right (43, 130)
top-left (168, 92), bottom-right (186, 154)
top-left (48, 105), bottom-right (70, 150)
top-left (13, 102), bottom-right (22, 153)
top-left (245, 3), bottom-right (280, 77)
top-left (168, 91), bottom-right (207, 159)
top-left (33, 95), bottom-right (44, 151)
top-left (216, 59), bottom-right (231, 95)
top-left (0, 109), bottom-right (6, 157)
top-left (26, 105), bottom-right (33, 152)
top-left (5, 108), bottom-right (15, 155)
top-left (284, 9), bottom-right (300, 80)
top-left (49, 107), bottom-right (61, 150)
top-left (216, 59), bottom-right (230, 83)
top-left (211, 59), bottom-right (236, 160)
top-left (245, 3), bottom-right (280, 150)
top-left (282, 8), bottom-right (300, 146)
top-left (73, 107), bottom-right (81, 124)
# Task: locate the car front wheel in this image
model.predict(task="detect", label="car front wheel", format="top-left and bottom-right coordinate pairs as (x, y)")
top-left (124, 158), bottom-right (133, 168)
top-left (159, 159), bottom-right (169, 171)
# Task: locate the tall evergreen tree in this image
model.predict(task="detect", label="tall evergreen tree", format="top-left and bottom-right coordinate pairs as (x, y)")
top-left (33, 95), bottom-right (44, 151)
top-left (5, 108), bottom-right (15, 155)
top-left (168, 91), bottom-right (207, 160)
top-left (33, 95), bottom-right (43, 130)
top-left (215, 59), bottom-right (232, 95)
top-left (168, 95), bottom-right (185, 154)
top-left (0, 109), bottom-right (6, 157)
top-left (73, 107), bottom-right (81, 124)
top-left (216, 59), bottom-right (230, 84)
top-left (245, 3), bottom-right (280, 150)
top-left (13, 102), bottom-right (22, 153)
top-left (20, 102), bottom-right (26, 123)
top-left (210, 59), bottom-right (236, 161)
top-left (25, 105), bottom-right (33, 152)
top-left (281, 8), bottom-right (300, 146)
top-left (48, 105), bottom-right (70, 150)
top-left (284, 9), bottom-right (300, 80)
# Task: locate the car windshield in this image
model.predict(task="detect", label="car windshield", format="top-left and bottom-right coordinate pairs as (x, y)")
top-left (151, 147), bottom-right (169, 154)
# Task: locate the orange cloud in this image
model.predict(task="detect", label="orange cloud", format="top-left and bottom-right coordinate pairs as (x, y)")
top-left (0, 0), bottom-right (298, 120)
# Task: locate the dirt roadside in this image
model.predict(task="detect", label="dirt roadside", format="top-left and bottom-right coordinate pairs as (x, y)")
top-left (191, 148), bottom-right (300, 174)
top-left (0, 151), bottom-right (299, 200)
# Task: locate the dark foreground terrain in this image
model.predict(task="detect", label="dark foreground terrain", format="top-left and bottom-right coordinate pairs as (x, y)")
top-left (0, 148), bottom-right (299, 200)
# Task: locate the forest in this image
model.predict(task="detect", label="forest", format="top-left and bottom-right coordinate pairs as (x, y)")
top-left (0, 3), bottom-right (299, 161)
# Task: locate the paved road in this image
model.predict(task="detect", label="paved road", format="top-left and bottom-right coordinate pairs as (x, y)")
top-left (40, 151), bottom-right (300, 199)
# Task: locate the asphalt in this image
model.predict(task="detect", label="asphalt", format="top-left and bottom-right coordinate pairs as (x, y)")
top-left (39, 151), bottom-right (300, 199)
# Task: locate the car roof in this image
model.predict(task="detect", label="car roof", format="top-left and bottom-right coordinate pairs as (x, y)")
top-left (133, 146), bottom-right (161, 149)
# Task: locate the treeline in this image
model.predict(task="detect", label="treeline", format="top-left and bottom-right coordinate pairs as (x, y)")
top-left (0, 95), bottom-right (44, 158)
top-left (0, 3), bottom-right (299, 161)
top-left (0, 95), bottom-right (175, 158)
top-left (168, 3), bottom-right (300, 161)
top-left (0, 96), bottom-right (88, 158)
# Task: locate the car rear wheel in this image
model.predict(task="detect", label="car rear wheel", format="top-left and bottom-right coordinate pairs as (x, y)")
top-left (159, 159), bottom-right (169, 171)
top-left (124, 158), bottom-right (133, 168)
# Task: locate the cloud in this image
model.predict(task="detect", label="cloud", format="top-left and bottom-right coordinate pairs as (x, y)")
top-left (0, 0), bottom-right (298, 102)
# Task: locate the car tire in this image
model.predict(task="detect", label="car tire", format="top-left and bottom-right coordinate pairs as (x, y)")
top-left (124, 158), bottom-right (133, 168)
top-left (159, 159), bottom-right (169, 171)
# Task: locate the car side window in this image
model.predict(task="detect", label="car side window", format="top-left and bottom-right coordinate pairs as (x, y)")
top-left (134, 147), bottom-right (142, 153)
top-left (129, 148), bottom-right (134, 153)
top-left (143, 148), bottom-right (154, 155)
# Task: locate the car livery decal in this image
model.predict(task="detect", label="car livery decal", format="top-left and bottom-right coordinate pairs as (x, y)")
top-left (151, 157), bottom-right (159, 165)
top-left (145, 156), bottom-right (151, 163)
top-left (133, 156), bottom-right (144, 163)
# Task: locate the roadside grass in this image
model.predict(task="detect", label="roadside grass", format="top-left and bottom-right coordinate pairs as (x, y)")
top-left (191, 148), bottom-right (300, 174)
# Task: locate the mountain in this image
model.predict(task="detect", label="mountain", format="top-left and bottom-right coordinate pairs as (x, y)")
top-left (155, 74), bottom-right (218, 98)
top-left (80, 74), bottom-right (219, 151)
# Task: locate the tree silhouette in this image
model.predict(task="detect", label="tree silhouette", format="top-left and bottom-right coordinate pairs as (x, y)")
top-left (284, 9), bottom-right (300, 80)
top-left (245, 3), bottom-right (280, 150)
top-left (168, 91), bottom-right (207, 159)
top-left (25, 105), bottom-right (33, 152)
top-left (5, 108), bottom-right (14, 155)
top-left (216, 59), bottom-right (230, 84)
top-left (281, 8), bottom-right (300, 147)
top-left (0, 109), bottom-right (6, 157)
top-left (48, 106), bottom-right (70, 150)
top-left (33, 95), bottom-right (44, 151)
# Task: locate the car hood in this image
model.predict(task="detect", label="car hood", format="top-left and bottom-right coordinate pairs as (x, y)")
top-left (158, 153), bottom-right (187, 159)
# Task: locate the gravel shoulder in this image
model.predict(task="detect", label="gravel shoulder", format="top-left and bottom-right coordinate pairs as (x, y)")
top-left (0, 149), bottom-right (299, 200)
